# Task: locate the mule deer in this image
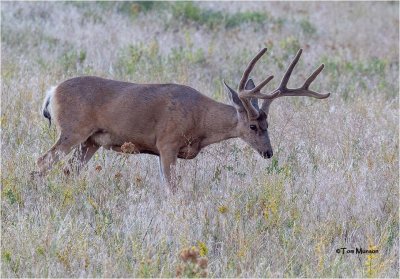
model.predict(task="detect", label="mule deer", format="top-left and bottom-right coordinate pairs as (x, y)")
top-left (36, 48), bottom-right (330, 190)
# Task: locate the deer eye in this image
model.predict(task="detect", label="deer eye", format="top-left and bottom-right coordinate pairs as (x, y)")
top-left (250, 125), bottom-right (257, 131)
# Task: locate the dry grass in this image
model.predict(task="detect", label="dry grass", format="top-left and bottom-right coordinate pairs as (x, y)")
top-left (1, 1), bottom-right (399, 277)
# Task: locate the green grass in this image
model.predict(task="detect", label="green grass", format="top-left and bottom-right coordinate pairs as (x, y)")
top-left (60, 49), bottom-right (87, 73)
top-left (117, 1), bottom-right (163, 18)
top-left (225, 11), bottom-right (268, 28)
top-left (170, 2), bottom-right (269, 29)
top-left (299, 18), bottom-right (317, 36)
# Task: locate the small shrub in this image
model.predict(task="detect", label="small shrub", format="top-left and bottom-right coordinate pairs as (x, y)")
top-left (2, 251), bottom-right (12, 263)
top-left (138, 258), bottom-right (155, 278)
top-left (60, 49), bottom-right (86, 73)
top-left (169, 47), bottom-right (206, 65)
top-left (272, 17), bottom-right (286, 32)
top-left (265, 157), bottom-right (288, 175)
top-left (299, 18), bottom-right (317, 35)
top-left (197, 241), bottom-right (208, 257)
top-left (225, 11), bottom-right (268, 28)
top-left (122, 45), bottom-right (143, 74)
top-left (2, 176), bottom-right (23, 206)
top-left (261, 178), bottom-right (285, 229)
top-left (218, 205), bottom-right (228, 214)
top-left (118, 1), bottom-right (160, 17)
top-left (279, 36), bottom-right (301, 56)
top-left (168, 3), bottom-right (270, 30)
top-left (171, 2), bottom-right (223, 29)
top-left (172, 2), bottom-right (202, 22)
top-left (176, 247), bottom-right (208, 278)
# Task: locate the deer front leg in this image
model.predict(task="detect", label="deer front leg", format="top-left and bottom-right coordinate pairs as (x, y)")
top-left (158, 156), bottom-right (164, 179)
top-left (158, 145), bottom-right (179, 193)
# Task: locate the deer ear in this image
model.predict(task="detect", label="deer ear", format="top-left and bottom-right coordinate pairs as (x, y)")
top-left (245, 78), bottom-right (259, 110)
top-left (244, 78), bottom-right (256, 90)
top-left (223, 80), bottom-right (244, 112)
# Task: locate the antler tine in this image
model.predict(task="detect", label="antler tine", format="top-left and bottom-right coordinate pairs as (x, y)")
top-left (298, 63), bottom-right (330, 99)
top-left (238, 48), bottom-right (268, 91)
top-left (236, 48), bottom-right (330, 118)
top-left (249, 75), bottom-right (274, 94)
top-left (279, 48), bottom-right (303, 89)
top-left (260, 49), bottom-right (330, 114)
top-left (302, 64), bottom-right (324, 89)
top-left (239, 75), bottom-right (275, 99)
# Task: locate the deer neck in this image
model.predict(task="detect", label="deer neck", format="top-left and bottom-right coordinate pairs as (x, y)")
top-left (200, 103), bottom-right (240, 148)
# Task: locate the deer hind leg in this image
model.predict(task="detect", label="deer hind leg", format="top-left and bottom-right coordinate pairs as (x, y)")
top-left (63, 140), bottom-right (99, 175)
top-left (36, 132), bottom-right (90, 175)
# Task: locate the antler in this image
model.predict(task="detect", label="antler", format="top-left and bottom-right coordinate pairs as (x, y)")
top-left (257, 49), bottom-right (330, 114)
top-left (238, 48), bottom-right (274, 93)
top-left (234, 48), bottom-right (330, 119)
top-left (237, 48), bottom-right (274, 119)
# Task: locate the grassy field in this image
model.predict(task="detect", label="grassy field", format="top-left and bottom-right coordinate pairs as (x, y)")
top-left (1, 1), bottom-right (399, 277)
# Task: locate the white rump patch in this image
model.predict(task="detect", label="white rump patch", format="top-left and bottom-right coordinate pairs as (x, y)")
top-left (41, 86), bottom-right (57, 117)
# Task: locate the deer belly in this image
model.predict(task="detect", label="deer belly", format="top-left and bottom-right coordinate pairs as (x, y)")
top-left (90, 131), bottom-right (158, 155)
top-left (91, 131), bottom-right (114, 147)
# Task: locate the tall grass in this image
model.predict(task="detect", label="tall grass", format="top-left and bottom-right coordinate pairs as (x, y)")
top-left (1, 1), bottom-right (399, 277)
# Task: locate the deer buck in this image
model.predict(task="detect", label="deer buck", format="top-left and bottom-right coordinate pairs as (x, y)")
top-left (36, 48), bottom-right (330, 191)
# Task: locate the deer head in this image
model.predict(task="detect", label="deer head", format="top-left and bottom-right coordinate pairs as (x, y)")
top-left (224, 48), bottom-right (330, 159)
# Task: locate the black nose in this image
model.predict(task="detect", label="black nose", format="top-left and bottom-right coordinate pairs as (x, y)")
top-left (262, 150), bottom-right (273, 158)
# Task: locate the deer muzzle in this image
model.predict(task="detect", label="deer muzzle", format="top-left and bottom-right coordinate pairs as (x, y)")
top-left (261, 150), bottom-right (273, 159)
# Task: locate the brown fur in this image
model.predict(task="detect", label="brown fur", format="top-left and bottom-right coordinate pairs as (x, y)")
top-left (36, 76), bottom-right (252, 190)
top-left (36, 48), bottom-right (330, 192)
